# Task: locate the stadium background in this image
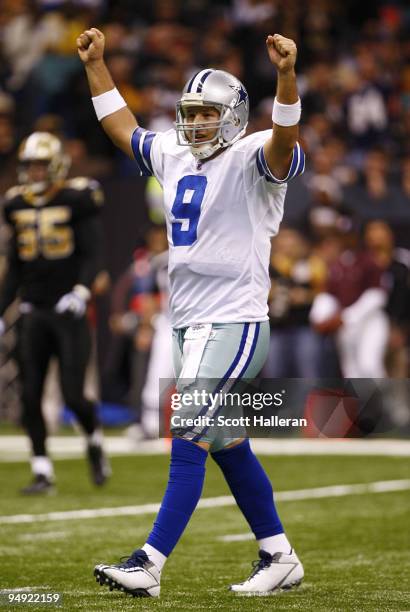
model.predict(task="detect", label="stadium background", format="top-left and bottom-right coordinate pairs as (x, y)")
top-left (1, 0), bottom-right (410, 431)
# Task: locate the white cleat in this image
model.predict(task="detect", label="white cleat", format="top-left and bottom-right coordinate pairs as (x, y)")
top-left (94, 549), bottom-right (160, 597)
top-left (230, 549), bottom-right (304, 595)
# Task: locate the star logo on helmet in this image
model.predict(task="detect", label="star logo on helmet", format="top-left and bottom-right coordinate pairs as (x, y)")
top-left (230, 84), bottom-right (248, 108)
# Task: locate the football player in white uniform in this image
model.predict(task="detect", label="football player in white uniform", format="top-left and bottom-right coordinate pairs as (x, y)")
top-left (78, 28), bottom-right (305, 597)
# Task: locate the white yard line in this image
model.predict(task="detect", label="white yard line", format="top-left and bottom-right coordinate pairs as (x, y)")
top-left (1, 479), bottom-right (409, 526)
top-left (251, 438), bottom-right (410, 456)
top-left (0, 587), bottom-right (53, 593)
top-left (218, 533), bottom-right (255, 542)
top-left (1, 436), bottom-right (410, 461)
top-left (0, 436), bottom-right (169, 461)
top-left (17, 531), bottom-right (69, 542)
top-left (217, 480), bottom-right (410, 542)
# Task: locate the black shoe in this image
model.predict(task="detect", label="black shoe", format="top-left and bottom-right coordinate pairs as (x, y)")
top-left (87, 444), bottom-right (111, 486)
top-left (20, 474), bottom-right (55, 495)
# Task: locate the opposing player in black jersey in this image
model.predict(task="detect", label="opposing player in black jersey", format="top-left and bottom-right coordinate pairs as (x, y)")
top-left (0, 132), bottom-right (111, 494)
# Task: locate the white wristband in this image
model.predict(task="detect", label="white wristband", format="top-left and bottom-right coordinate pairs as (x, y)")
top-left (92, 87), bottom-right (127, 121)
top-left (272, 97), bottom-right (301, 126)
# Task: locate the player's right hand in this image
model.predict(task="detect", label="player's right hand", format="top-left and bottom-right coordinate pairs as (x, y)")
top-left (77, 28), bottom-right (105, 64)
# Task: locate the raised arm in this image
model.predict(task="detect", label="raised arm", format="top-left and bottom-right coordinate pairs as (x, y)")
top-left (77, 28), bottom-right (138, 158)
top-left (263, 34), bottom-right (300, 180)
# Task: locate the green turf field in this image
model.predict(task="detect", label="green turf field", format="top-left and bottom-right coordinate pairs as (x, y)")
top-left (0, 452), bottom-right (409, 611)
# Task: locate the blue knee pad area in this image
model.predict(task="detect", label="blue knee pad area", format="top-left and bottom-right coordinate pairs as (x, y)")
top-left (147, 437), bottom-right (207, 557)
top-left (211, 439), bottom-right (283, 539)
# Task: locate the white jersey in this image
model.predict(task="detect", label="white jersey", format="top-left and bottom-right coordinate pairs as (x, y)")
top-left (131, 128), bottom-right (305, 328)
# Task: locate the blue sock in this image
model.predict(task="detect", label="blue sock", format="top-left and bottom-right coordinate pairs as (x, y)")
top-left (146, 437), bottom-right (207, 557)
top-left (211, 439), bottom-right (283, 538)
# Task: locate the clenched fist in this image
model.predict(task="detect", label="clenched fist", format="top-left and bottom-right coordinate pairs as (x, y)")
top-left (266, 34), bottom-right (297, 74)
top-left (77, 28), bottom-right (105, 64)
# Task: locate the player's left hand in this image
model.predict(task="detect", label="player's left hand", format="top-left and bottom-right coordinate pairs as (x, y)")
top-left (55, 286), bottom-right (90, 318)
top-left (266, 34), bottom-right (297, 73)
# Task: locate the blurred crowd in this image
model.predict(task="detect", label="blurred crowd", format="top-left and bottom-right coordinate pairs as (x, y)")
top-left (1, 0), bottom-right (410, 208)
top-left (1, 0), bottom-right (410, 430)
top-left (0, 1), bottom-right (409, 188)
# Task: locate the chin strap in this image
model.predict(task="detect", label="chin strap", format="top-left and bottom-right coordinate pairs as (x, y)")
top-left (190, 144), bottom-right (219, 159)
top-left (189, 125), bottom-right (246, 160)
top-left (190, 135), bottom-right (226, 160)
top-left (27, 181), bottom-right (49, 195)
top-left (23, 182), bottom-right (62, 206)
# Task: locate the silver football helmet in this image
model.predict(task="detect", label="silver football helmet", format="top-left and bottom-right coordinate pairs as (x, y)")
top-left (18, 132), bottom-right (70, 194)
top-left (175, 69), bottom-right (249, 159)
